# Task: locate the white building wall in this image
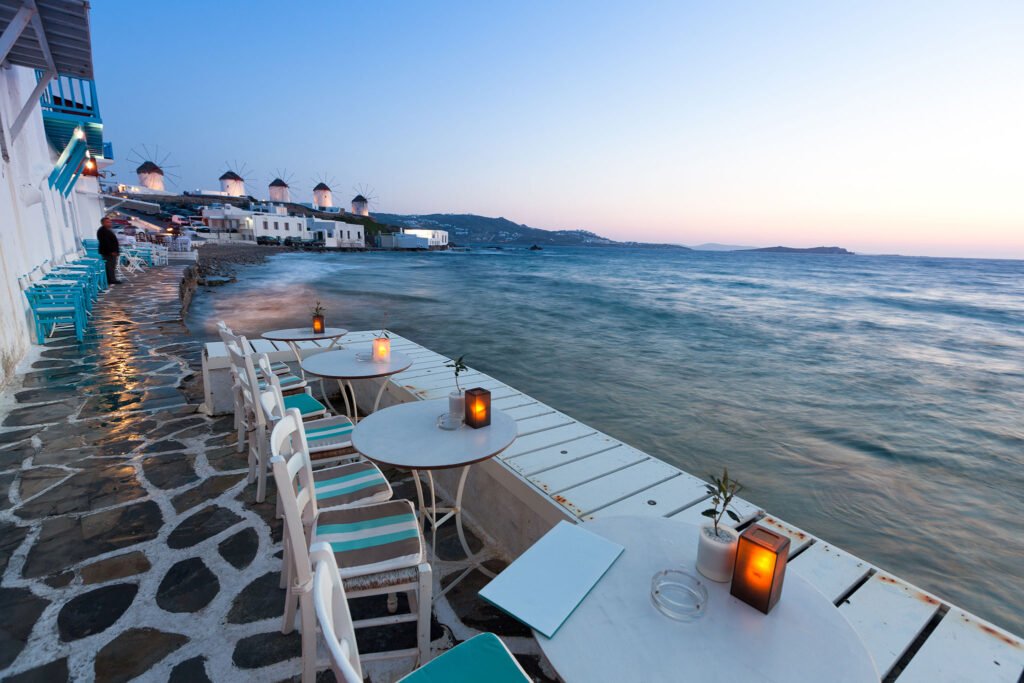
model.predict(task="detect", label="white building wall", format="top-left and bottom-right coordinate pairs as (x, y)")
top-left (0, 66), bottom-right (104, 388)
top-left (403, 228), bottom-right (448, 247)
top-left (252, 213), bottom-right (310, 240)
top-left (138, 171), bottom-right (164, 191)
top-left (307, 219), bottom-right (364, 248)
top-left (220, 177), bottom-right (245, 196)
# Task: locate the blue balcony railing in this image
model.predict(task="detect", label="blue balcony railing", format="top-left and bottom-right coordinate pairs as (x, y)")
top-left (34, 70), bottom-right (105, 159)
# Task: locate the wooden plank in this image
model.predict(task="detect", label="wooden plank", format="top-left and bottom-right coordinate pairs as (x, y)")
top-left (585, 470), bottom-right (709, 520)
top-left (755, 516), bottom-right (815, 556)
top-left (897, 608), bottom-right (1024, 683)
top-left (414, 381), bottom-right (516, 401)
top-left (248, 338), bottom-right (278, 355)
top-left (502, 423), bottom-right (602, 461)
top-left (514, 412), bottom-right (575, 436)
top-left (555, 458), bottom-right (686, 518)
top-left (838, 572), bottom-right (942, 677)
top-left (504, 432), bottom-right (617, 475)
top-left (500, 403), bottom-right (550, 421)
top-left (669, 495), bottom-right (761, 527)
top-left (491, 395), bottom-right (539, 412)
top-left (788, 542), bottom-right (872, 603)
top-left (531, 447), bottom-right (648, 494)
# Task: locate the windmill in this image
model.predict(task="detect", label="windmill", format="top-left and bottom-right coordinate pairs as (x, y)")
top-left (219, 160), bottom-right (253, 197)
top-left (125, 144), bottom-right (181, 192)
top-left (310, 172), bottom-right (339, 209)
top-left (350, 183), bottom-right (378, 216)
top-left (266, 168), bottom-right (297, 203)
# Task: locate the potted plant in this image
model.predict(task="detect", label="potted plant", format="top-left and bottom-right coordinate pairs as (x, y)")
top-left (444, 354), bottom-right (469, 422)
top-left (311, 300), bottom-right (325, 334)
top-left (372, 314), bottom-right (391, 361)
top-left (696, 468), bottom-right (743, 582)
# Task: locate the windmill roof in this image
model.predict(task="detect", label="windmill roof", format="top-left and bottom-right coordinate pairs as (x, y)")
top-left (352, 195), bottom-right (367, 203)
top-left (220, 171), bottom-right (243, 181)
top-left (136, 161), bottom-right (163, 175)
top-left (269, 178), bottom-right (289, 187)
top-left (313, 183), bottom-right (331, 191)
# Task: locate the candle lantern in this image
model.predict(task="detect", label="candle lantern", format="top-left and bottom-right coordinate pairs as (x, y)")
top-left (312, 315), bottom-right (325, 334)
top-left (464, 387), bottom-right (491, 428)
top-left (372, 337), bottom-right (391, 362)
top-left (729, 524), bottom-right (790, 614)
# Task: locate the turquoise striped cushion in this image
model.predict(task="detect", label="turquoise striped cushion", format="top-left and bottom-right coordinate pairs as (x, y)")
top-left (258, 374), bottom-right (304, 390)
top-left (313, 500), bottom-right (422, 577)
top-left (306, 421), bottom-right (354, 443)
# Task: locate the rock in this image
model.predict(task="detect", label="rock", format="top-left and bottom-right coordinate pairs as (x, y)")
top-left (156, 558), bottom-right (219, 613)
top-left (1, 657), bottom-right (69, 683)
top-left (15, 462), bottom-right (146, 519)
top-left (0, 522), bottom-right (28, 576)
top-left (139, 439), bottom-right (186, 454)
top-left (206, 445), bottom-right (248, 472)
top-left (0, 444), bottom-right (34, 469)
top-left (18, 467), bottom-right (70, 500)
top-left (167, 505), bottom-right (242, 549)
top-left (227, 572), bottom-right (283, 624)
top-left (168, 656), bottom-right (210, 683)
top-left (0, 588), bottom-right (49, 669)
top-left (23, 500), bottom-right (162, 578)
top-left (141, 452), bottom-right (197, 489)
top-left (57, 583), bottom-right (138, 641)
top-left (93, 628), bottom-right (188, 683)
top-left (43, 571), bottom-right (74, 588)
top-left (0, 427), bottom-right (42, 445)
top-left (218, 527), bottom-right (258, 570)
top-left (80, 551), bottom-right (151, 585)
top-left (232, 631), bottom-right (300, 669)
top-left (2, 400), bottom-right (79, 427)
top-left (172, 474), bottom-right (244, 513)
top-left (0, 473), bottom-right (14, 510)
top-left (14, 386), bottom-right (79, 404)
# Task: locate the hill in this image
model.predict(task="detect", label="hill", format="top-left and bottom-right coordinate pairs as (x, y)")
top-left (372, 213), bottom-right (688, 249)
top-left (741, 246), bottom-right (854, 254)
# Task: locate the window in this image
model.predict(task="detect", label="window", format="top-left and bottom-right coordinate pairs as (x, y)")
top-left (285, 225), bottom-right (290, 231)
top-left (347, 231), bottom-right (351, 239)
top-left (273, 221), bottom-right (278, 230)
top-left (263, 221), bottom-right (268, 230)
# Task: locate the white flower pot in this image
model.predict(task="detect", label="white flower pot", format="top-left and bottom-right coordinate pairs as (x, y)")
top-left (448, 390), bottom-right (465, 422)
top-left (696, 522), bottom-right (739, 582)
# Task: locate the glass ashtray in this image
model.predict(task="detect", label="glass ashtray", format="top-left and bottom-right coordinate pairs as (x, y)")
top-left (355, 352), bottom-right (373, 362)
top-left (436, 413), bottom-right (463, 430)
top-left (651, 570), bottom-right (708, 622)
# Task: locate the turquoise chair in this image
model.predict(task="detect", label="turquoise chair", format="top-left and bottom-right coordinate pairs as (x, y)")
top-left (22, 284), bottom-right (88, 343)
top-left (312, 542), bottom-right (530, 683)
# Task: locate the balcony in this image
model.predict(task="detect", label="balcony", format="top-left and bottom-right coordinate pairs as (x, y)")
top-left (35, 70), bottom-right (106, 159)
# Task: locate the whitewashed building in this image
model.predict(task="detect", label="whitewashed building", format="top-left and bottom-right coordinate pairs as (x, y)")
top-left (0, 3), bottom-right (111, 388)
top-left (308, 218), bottom-right (364, 248)
top-left (136, 160), bottom-right (164, 191)
top-left (312, 182), bottom-right (332, 209)
top-left (378, 228), bottom-right (448, 249)
top-left (351, 193), bottom-right (368, 216)
top-left (403, 228), bottom-right (448, 248)
top-left (219, 170), bottom-right (245, 196)
top-left (268, 177), bottom-right (289, 203)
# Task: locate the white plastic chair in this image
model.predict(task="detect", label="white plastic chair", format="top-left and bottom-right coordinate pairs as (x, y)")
top-left (270, 410), bottom-right (432, 682)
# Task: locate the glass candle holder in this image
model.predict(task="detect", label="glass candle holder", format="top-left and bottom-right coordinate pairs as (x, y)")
top-left (651, 570), bottom-right (708, 622)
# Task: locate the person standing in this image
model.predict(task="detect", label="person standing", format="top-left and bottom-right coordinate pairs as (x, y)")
top-left (97, 216), bottom-right (121, 285)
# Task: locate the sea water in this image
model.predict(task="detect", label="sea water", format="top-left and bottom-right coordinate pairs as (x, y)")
top-left (187, 247), bottom-right (1024, 635)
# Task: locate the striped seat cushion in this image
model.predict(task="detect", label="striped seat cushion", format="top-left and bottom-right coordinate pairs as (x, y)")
top-left (258, 373), bottom-right (306, 391)
top-left (254, 361), bottom-right (290, 379)
top-left (304, 460), bottom-right (392, 507)
top-left (283, 392), bottom-right (327, 418)
top-left (313, 500), bottom-right (423, 578)
top-left (304, 415), bottom-right (355, 451)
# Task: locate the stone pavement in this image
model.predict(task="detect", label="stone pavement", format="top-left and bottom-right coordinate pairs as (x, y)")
top-left (0, 266), bottom-right (556, 682)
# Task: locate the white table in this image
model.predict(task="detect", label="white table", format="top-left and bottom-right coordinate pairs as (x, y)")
top-left (262, 327), bottom-right (347, 410)
top-left (535, 516), bottom-right (879, 682)
top-left (352, 399), bottom-right (518, 594)
top-left (301, 347), bottom-right (412, 422)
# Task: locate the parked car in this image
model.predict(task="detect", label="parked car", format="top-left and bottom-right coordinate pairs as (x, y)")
top-left (256, 236), bottom-right (281, 245)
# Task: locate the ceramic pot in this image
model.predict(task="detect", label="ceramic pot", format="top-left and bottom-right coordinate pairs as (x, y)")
top-left (448, 390), bottom-right (465, 423)
top-left (696, 522), bottom-right (739, 582)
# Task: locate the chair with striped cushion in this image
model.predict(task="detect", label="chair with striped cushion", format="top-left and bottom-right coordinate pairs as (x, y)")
top-left (226, 340), bottom-right (327, 502)
top-left (270, 410), bottom-right (432, 682)
top-left (258, 354), bottom-right (360, 468)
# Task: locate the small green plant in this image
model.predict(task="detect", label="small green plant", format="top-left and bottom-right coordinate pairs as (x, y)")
top-left (701, 468), bottom-right (743, 536)
top-left (446, 354), bottom-right (469, 392)
top-left (312, 300), bottom-right (325, 317)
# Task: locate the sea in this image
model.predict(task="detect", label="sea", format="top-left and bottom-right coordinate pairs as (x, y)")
top-left (186, 246), bottom-right (1024, 636)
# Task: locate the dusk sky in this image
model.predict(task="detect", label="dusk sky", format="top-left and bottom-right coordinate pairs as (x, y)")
top-left (92, 2), bottom-right (1023, 257)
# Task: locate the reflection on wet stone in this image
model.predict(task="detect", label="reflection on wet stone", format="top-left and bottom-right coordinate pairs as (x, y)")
top-left (15, 463), bottom-right (146, 519)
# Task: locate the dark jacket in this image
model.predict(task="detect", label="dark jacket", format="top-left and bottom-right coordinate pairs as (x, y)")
top-left (97, 225), bottom-right (120, 256)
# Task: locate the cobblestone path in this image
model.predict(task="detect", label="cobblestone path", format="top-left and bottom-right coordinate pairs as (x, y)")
top-left (0, 266), bottom-right (556, 683)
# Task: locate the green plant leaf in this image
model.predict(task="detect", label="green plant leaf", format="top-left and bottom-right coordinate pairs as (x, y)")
top-left (701, 509), bottom-right (716, 518)
top-left (726, 510), bottom-right (740, 522)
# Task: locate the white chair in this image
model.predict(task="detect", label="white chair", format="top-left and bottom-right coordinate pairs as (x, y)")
top-left (271, 411), bottom-right (432, 682)
top-left (312, 544), bottom-right (530, 683)
top-left (226, 338), bottom-right (325, 501)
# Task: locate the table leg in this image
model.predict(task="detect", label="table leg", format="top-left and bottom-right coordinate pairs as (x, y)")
top-left (291, 340), bottom-right (340, 415)
top-left (336, 379), bottom-right (352, 420)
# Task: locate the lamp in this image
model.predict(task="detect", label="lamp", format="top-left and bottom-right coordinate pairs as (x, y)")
top-left (372, 336), bottom-right (391, 362)
top-left (312, 315), bottom-right (325, 334)
top-left (464, 387), bottom-right (491, 428)
top-left (729, 524), bottom-right (790, 614)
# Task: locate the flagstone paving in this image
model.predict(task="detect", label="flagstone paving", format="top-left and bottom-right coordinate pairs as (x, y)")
top-left (0, 266), bottom-right (556, 682)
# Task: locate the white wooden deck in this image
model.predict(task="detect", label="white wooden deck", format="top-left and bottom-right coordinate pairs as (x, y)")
top-left (204, 331), bottom-right (1024, 682)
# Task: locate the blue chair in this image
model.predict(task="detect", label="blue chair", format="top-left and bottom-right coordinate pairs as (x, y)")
top-left (312, 541), bottom-right (530, 683)
top-left (22, 283), bottom-right (88, 343)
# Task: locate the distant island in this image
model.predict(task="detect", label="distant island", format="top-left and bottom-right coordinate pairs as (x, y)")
top-left (740, 246), bottom-right (854, 254)
top-left (372, 213), bottom-right (689, 249)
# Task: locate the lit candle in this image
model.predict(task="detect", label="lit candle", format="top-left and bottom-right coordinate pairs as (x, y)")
top-left (372, 337), bottom-right (390, 362)
top-left (312, 315), bottom-right (325, 334)
top-left (730, 524), bottom-right (790, 614)
top-left (464, 387), bottom-right (491, 428)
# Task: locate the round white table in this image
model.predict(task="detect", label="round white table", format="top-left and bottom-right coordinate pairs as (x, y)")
top-left (352, 399), bottom-right (518, 594)
top-left (262, 326), bottom-right (348, 412)
top-left (535, 516), bottom-right (879, 683)
top-left (301, 347), bottom-right (412, 422)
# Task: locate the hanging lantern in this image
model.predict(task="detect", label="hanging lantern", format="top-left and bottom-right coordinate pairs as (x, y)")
top-left (729, 524), bottom-right (790, 614)
top-left (464, 387), bottom-right (491, 428)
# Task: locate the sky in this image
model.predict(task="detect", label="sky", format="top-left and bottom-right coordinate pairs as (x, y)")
top-left (91, 2), bottom-right (1024, 257)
